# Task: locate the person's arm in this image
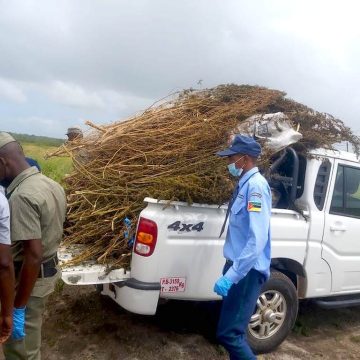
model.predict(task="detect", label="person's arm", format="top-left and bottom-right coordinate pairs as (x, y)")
top-left (14, 239), bottom-right (42, 308)
top-left (225, 182), bottom-right (271, 283)
top-left (0, 195), bottom-right (15, 343)
top-left (0, 244), bottom-right (15, 343)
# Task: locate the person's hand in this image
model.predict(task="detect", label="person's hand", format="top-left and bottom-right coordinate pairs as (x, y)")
top-left (0, 315), bottom-right (12, 343)
top-left (214, 276), bottom-right (233, 297)
top-left (11, 307), bottom-right (26, 340)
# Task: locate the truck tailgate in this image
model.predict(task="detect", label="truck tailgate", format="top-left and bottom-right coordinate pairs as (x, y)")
top-left (58, 245), bottom-right (130, 285)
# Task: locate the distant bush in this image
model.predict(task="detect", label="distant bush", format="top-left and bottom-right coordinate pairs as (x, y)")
top-left (11, 132), bottom-right (64, 147)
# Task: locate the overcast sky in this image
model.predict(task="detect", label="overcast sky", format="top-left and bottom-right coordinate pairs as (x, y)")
top-left (0, 0), bottom-right (359, 139)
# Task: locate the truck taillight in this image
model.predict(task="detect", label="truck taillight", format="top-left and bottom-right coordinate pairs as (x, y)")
top-left (134, 217), bottom-right (158, 256)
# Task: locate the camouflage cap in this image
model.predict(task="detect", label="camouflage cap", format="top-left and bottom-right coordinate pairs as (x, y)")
top-left (66, 126), bottom-right (83, 135)
top-left (0, 132), bottom-right (16, 150)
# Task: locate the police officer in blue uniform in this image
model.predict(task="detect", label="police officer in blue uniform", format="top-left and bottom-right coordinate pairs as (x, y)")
top-left (214, 135), bottom-right (272, 360)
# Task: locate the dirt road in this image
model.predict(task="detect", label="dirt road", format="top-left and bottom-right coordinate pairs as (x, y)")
top-left (3, 285), bottom-right (360, 359)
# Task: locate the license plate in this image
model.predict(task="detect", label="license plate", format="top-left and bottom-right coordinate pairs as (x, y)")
top-left (160, 277), bottom-right (186, 293)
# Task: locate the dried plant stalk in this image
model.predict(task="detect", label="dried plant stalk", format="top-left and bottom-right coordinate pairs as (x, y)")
top-left (49, 85), bottom-right (360, 268)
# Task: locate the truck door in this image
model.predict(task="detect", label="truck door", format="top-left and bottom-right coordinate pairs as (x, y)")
top-left (322, 160), bottom-right (360, 292)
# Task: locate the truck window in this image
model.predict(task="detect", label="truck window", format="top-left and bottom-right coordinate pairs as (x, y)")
top-left (296, 155), bottom-right (307, 198)
top-left (268, 151), bottom-right (306, 209)
top-left (330, 165), bottom-right (360, 218)
top-left (314, 159), bottom-right (331, 211)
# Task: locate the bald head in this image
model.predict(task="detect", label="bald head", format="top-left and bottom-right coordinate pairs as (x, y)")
top-left (0, 141), bottom-right (29, 188)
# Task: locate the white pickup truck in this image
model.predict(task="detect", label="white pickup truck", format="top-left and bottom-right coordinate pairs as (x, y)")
top-left (60, 147), bottom-right (360, 353)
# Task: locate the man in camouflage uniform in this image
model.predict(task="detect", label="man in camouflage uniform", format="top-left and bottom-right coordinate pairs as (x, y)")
top-left (65, 126), bottom-right (88, 165)
top-left (0, 132), bottom-right (66, 360)
top-left (66, 126), bottom-right (83, 142)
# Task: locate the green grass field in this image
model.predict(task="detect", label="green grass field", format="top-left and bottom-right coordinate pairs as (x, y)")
top-left (22, 143), bottom-right (72, 183)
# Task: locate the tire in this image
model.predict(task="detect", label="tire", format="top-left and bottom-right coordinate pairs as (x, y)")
top-left (247, 271), bottom-right (298, 354)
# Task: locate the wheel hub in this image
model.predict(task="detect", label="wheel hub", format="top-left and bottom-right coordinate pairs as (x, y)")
top-left (263, 309), bottom-right (276, 323)
top-left (248, 290), bottom-right (287, 340)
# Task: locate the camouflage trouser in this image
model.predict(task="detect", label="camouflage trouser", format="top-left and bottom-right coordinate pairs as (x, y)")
top-left (3, 269), bottom-right (60, 360)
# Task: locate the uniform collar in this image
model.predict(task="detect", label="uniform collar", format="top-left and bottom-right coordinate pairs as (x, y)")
top-left (238, 166), bottom-right (259, 189)
top-left (6, 167), bottom-right (40, 196)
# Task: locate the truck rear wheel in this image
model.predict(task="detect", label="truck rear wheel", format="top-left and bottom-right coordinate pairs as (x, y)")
top-left (247, 271), bottom-right (298, 354)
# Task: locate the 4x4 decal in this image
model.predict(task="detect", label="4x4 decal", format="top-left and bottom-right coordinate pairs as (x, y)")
top-left (167, 221), bottom-right (204, 232)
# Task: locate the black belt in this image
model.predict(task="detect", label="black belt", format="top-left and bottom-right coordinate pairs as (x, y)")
top-left (14, 255), bottom-right (58, 279)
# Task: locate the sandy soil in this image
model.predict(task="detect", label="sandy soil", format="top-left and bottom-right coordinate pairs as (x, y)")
top-left (2, 285), bottom-right (360, 359)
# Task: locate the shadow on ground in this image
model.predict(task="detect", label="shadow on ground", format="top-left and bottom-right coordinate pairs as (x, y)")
top-left (33, 285), bottom-right (360, 360)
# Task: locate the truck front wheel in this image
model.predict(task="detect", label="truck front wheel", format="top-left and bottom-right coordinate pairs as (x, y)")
top-left (247, 271), bottom-right (298, 354)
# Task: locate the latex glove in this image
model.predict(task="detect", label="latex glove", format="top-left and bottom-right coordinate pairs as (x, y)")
top-left (214, 276), bottom-right (233, 297)
top-left (11, 307), bottom-right (26, 340)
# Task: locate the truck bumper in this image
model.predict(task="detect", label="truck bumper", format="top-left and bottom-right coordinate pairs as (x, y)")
top-left (102, 278), bottom-right (161, 315)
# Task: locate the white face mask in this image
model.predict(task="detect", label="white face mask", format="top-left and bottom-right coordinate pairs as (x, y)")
top-left (227, 156), bottom-right (245, 177)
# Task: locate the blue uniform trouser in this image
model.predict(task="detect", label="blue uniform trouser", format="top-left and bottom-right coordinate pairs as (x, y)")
top-left (217, 262), bottom-right (266, 360)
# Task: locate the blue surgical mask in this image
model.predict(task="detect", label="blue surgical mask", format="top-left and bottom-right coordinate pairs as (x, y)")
top-left (227, 156), bottom-right (245, 177)
top-left (228, 163), bottom-right (243, 177)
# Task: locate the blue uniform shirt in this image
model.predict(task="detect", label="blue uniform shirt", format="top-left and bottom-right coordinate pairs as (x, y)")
top-left (224, 167), bottom-right (271, 283)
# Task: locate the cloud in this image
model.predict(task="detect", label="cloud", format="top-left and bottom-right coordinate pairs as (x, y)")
top-left (43, 81), bottom-right (153, 117)
top-left (1, 115), bottom-right (65, 137)
top-left (0, 80), bottom-right (154, 137)
top-left (0, 0), bottom-right (360, 136)
top-left (0, 78), bottom-right (27, 103)
top-left (47, 81), bottom-right (105, 109)
top-left (98, 89), bottom-right (153, 114)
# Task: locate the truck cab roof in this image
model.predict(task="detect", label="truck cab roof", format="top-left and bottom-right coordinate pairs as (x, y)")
top-left (310, 148), bottom-right (359, 163)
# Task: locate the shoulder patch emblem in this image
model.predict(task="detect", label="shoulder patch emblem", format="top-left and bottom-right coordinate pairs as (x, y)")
top-left (248, 201), bottom-right (262, 212)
